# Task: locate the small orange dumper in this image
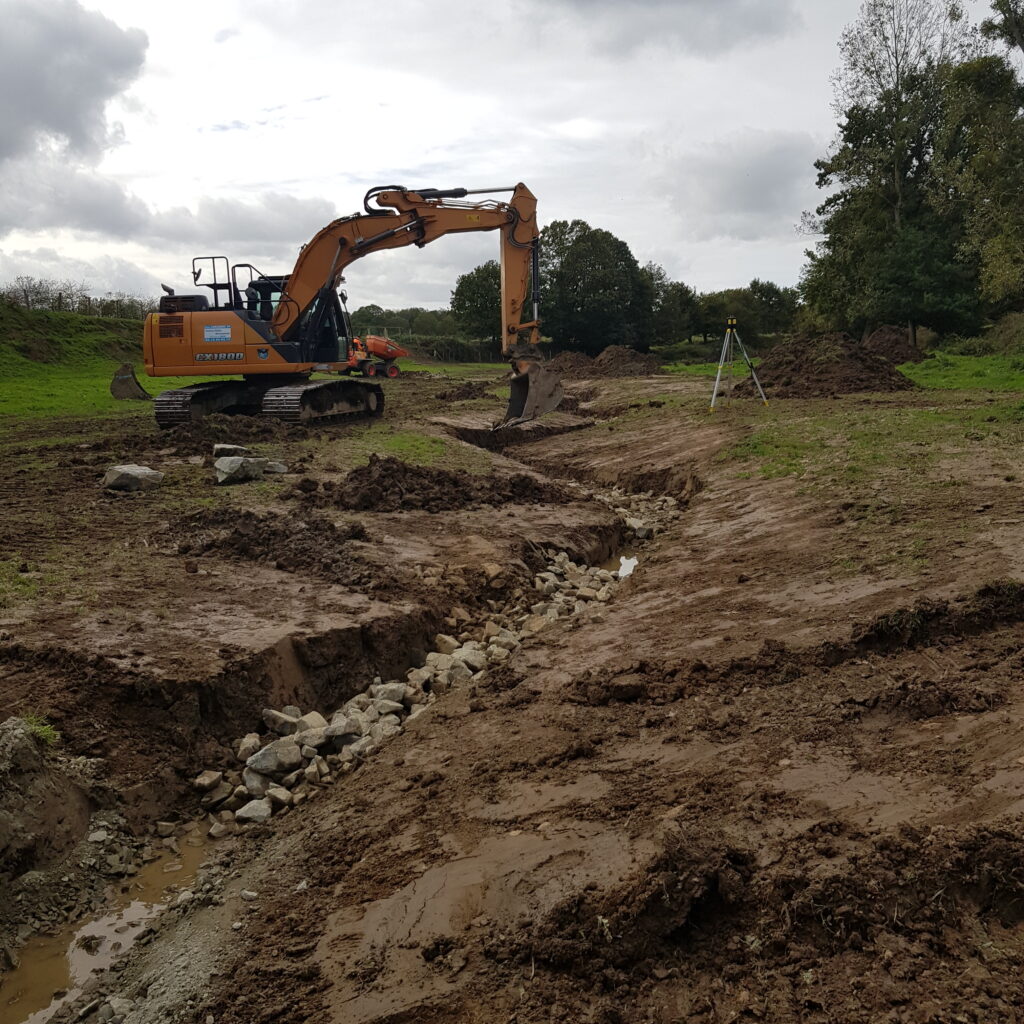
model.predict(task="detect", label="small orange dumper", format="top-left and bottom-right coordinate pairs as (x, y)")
top-left (347, 335), bottom-right (410, 379)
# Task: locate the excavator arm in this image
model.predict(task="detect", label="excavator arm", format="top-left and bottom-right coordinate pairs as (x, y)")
top-left (271, 183), bottom-right (560, 425)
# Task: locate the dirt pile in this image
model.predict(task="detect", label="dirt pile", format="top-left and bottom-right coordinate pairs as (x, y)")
top-left (434, 379), bottom-right (499, 402)
top-left (737, 332), bottom-right (916, 397)
top-left (173, 509), bottom-right (384, 592)
top-left (303, 454), bottom-right (576, 512)
top-left (864, 324), bottom-right (928, 364)
top-left (0, 717), bottom-right (91, 886)
top-left (547, 345), bottom-right (661, 380)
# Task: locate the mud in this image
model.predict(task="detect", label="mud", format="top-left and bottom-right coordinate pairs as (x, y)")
top-left (434, 379), bottom-right (499, 402)
top-left (547, 346), bottom-right (662, 379)
top-left (5, 365), bottom-right (1024, 1023)
top-left (737, 331), bottom-right (916, 397)
top-left (303, 453), bottom-right (576, 512)
top-left (864, 324), bottom-right (928, 364)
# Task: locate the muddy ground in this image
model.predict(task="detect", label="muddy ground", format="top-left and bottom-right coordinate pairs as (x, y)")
top-left (3, 368), bottom-right (1024, 1023)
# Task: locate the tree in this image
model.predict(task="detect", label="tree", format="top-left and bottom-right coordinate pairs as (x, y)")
top-left (653, 280), bottom-right (700, 345)
top-left (450, 260), bottom-right (500, 339)
top-left (541, 222), bottom-right (651, 354)
top-left (803, 0), bottom-right (982, 339)
top-left (932, 55), bottom-right (1024, 305)
top-left (981, 0), bottom-right (1024, 53)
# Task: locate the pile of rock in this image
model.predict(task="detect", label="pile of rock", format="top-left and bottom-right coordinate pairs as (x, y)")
top-left (604, 487), bottom-right (681, 540)
top-left (194, 682), bottom-right (430, 833)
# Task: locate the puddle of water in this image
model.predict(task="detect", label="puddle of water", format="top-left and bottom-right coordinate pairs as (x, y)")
top-left (1, 831), bottom-right (209, 1024)
top-left (600, 553), bottom-right (639, 578)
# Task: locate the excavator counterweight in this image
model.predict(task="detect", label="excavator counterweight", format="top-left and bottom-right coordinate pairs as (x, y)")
top-left (143, 183), bottom-right (561, 428)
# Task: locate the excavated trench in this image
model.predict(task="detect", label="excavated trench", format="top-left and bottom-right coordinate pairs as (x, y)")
top-left (1, 410), bottom-right (698, 1021)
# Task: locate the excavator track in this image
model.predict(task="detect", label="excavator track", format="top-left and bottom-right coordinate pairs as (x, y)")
top-left (154, 380), bottom-right (264, 428)
top-left (155, 378), bottom-right (384, 428)
top-left (261, 378), bottom-right (384, 424)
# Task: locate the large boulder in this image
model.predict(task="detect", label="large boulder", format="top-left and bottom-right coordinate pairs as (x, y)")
top-left (214, 457), bottom-right (268, 485)
top-left (101, 465), bottom-right (164, 492)
top-left (245, 738), bottom-right (303, 776)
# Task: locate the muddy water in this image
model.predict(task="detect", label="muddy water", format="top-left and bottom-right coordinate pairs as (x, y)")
top-left (601, 552), bottom-right (639, 578)
top-left (2, 831), bottom-right (209, 1024)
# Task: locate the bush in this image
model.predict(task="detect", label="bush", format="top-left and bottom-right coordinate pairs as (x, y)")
top-left (22, 712), bottom-right (60, 746)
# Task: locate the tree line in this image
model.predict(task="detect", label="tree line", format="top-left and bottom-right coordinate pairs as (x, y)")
top-left (0, 276), bottom-right (157, 320)
top-left (801, 0), bottom-right (1024, 343)
top-left (449, 237), bottom-right (798, 355)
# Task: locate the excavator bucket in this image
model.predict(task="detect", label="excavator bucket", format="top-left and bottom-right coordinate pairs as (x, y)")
top-left (110, 362), bottom-right (151, 401)
top-left (500, 359), bottom-right (563, 428)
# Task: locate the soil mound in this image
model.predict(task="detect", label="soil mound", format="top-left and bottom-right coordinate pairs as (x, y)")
top-left (173, 509), bottom-right (383, 591)
top-left (737, 332), bottom-right (915, 398)
top-left (434, 379), bottom-right (499, 402)
top-left (547, 346), bottom-right (661, 380)
top-left (308, 454), bottom-right (575, 512)
top-left (864, 324), bottom-right (927, 363)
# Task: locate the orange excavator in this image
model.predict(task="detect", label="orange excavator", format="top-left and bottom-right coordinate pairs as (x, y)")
top-left (143, 183), bottom-right (561, 427)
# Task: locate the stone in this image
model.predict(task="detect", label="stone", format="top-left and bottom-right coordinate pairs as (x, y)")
top-left (404, 685), bottom-right (426, 705)
top-left (300, 744), bottom-right (317, 759)
top-left (264, 462), bottom-right (289, 474)
top-left (242, 767), bottom-right (271, 798)
top-left (434, 633), bottom-right (460, 655)
top-left (240, 889), bottom-right (259, 901)
top-left (246, 738), bottom-right (303, 776)
top-left (212, 444), bottom-right (249, 457)
top-left (426, 652), bottom-right (454, 672)
top-left (280, 769), bottom-right (303, 788)
top-left (577, 587), bottom-right (598, 601)
top-left (635, 526), bottom-right (654, 541)
top-left (369, 721), bottom-right (402, 742)
top-left (315, 755), bottom-right (330, 777)
top-left (235, 799), bottom-right (272, 824)
top-left (193, 770), bottom-right (223, 792)
top-left (282, 705), bottom-right (302, 718)
top-left (265, 785), bottom-right (292, 809)
top-left (303, 762), bottom-right (320, 785)
top-left (326, 717), bottom-right (360, 738)
top-left (453, 647), bottom-right (487, 673)
top-left (406, 667), bottom-right (433, 688)
top-left (530, 601), bottom-right (548, 616)
top-left (345, 694), bottom-right (371, 712)
top-left (445, 660), bottom-right (472, 685)
top-left (371, 682), bottom-right (407, 703)
top-left (487, 646), bottom-right (511, 664)
top-left (347, 735), bottom-right (377, 758)
top-left (236, 733), bottom-right (262, 761)
top-left (175, 890), bottom-right (194, 907)
top-left (262, 709), bottom-right (299, 735)
top-left (294, 711), bottom-right (328, 732)
top-left (88, 829), bottom-right (109, 843)
top-left (596, 586), bottom-right (612, 602)
top-left (293, 727), bottom-right (329, 749)
top-left (214, 456), bottom-right (269, 485)
top-left (372, 699), bottom-right (405, 717)
top-left (520, 614), bottom-right (549, 636)
top-left (101, 464), bottom-right (164, 492)
top-left (200, 781), bottom-right (233, 809)
top-left (155, 821), bottom-right (176, 838)
top-left (208, 822), bottom-right (229, 840)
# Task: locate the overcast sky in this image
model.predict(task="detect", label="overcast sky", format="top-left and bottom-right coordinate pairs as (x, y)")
top-left (0, 0), bottom-right (932, 309)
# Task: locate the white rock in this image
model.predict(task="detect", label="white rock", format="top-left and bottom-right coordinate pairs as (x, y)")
top-left (262, 709), bottom-right (299, 735)
top-left (265, 785), bottom-right (292, 809)
top-left (294, 711), bottom-right (328, 732)
top-left (453, 647), bottom-right (487, 673)
top-left (242, 767), bottom-right (271, 798)
top-left (264, 462), bottom-right (289, 474)
top-left (102, 464), bottom-right (164, 492)
top-left (434, 634), bottom-right (460, 655)
top-left (235, 799), bottom-right (272, 824)
top-left (212, 444), bottom-right (249, 457)
top-left (237, 733), bottom-right (262, 761)
top-left (371, 682), bottom-right (407, 703)
top-left (246, 738), bottom-right (303, 775)
top-left (214, 456), bottom-right (268, 485)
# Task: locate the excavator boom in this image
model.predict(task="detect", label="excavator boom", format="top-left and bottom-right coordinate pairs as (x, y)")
top-left (144, 182), bottom-right (560, 427)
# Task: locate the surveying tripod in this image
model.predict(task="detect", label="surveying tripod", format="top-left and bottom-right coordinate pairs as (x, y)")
top-left (709, 317), bottom-right (768, 410)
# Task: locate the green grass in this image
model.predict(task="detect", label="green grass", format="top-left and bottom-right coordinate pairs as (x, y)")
top-left (662, 360), bottom-right (755, 378)
top-left (0, 558), bottom-right (38, 608)
top-left (899, 353), bottom-right (1024, 391)
top-left (21, 712), bottom-right (61, 746)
